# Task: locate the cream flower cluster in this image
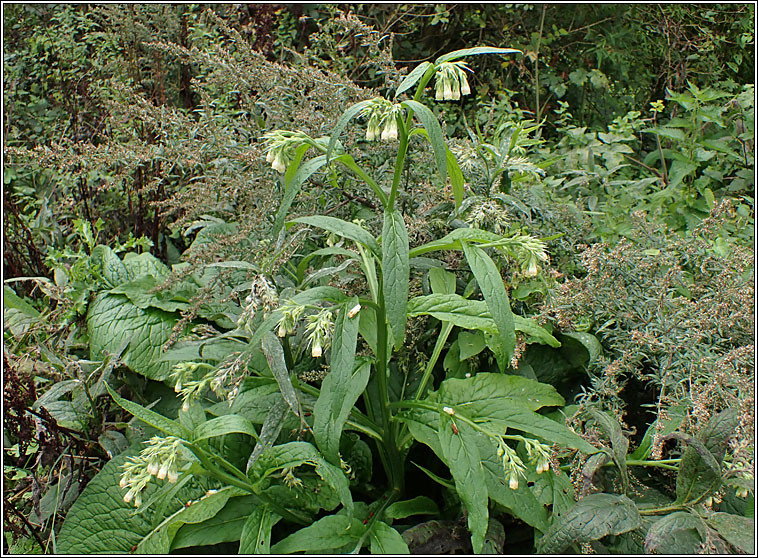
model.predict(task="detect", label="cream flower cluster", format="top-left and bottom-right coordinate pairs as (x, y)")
top-left (237, 275), bottom-right (279, 333)
top-left (435, 61), bottom-right (473, 101)
top-left (495, 438), bottom-right (527, 490)
top-left (304, 307), bottom-right (334, 358)
top-left (119, 436), bottom-right (184, 508)
top-left (262, 130), bottom-right (310, 173)
top-left (361, 97), bottom-right (403, 142)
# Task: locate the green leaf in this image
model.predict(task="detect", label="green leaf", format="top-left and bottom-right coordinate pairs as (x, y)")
top-left (370, 521), bottom-right (411, 554)
top-left (482, 518), bottom-right (506, 554)
top-left (447, 146), bottom-right (465, 210)
top-left (246, 399), bottom-right (289, 471)
top-left (57, 451), bottom-right (206, 553)
top-left (122, 252), bottom-right (169, 280)
top-left (587, 408), bottom-right (629, 493)
top-left (290, 215), bottom-right (380, 255)
top-left (91, 245), bottom-right (129, 287)
top-left (536, 493), bottom-right (641, 553)
top-left (644, 511), bottom-right (707, 554)
top-left (402, 99), bottom-right (447, 184)
top-left (429, 267), bottom-right (456, 295)
top-left (409, 227), bottom-right (503, 257)
top-left (3, 286), bottom-right (39, 316)
top-left (261, 332), bottom-right (302, 420)
top-left (674, 409), bottom-right (738, 505)
top-left (105, 383), bottom-right (191, 440)
top-left (458, 330), bottom-right (486, 360)
top-left (109, 275), bottom-right (189, 313)
top-left (192, 415), bottom-right (258, 443)
top-left (395, 61), bottom-right (433, 98)
top-left (435, 46), bottom-right (522, 64)
top-left (137, 487), bottom-right (242, 554)
top-left (438, 415), bottom-right (488, 554)
top-left (707, 512), bottom-right (755, 554)
top-left (88, 293), bottom-right (179, 381)
top-left (239, 505), bottom-right (281, 554)
top-left (436, 372), bottom-right (565, 413)
top-left (314, 297), bottom-right (365, 463)
top-left (171, 495), bottom-right (257, 550)
top-left (461, 242), bottom-right (515, 369)
top-left (250, 442), bottom-right (353, 517)
top-left (382, 208), bottom-right (410, 348)
top-left (271, 514), bottom-right (366, 554)
top-left (384, 496), bottom-right (439, 520)
top-left (326, 99), bottom-right (375, 164)
top-left (272, 155), bottom-right (330, 238)
top-left (408, 293), bottom-right (496, 331)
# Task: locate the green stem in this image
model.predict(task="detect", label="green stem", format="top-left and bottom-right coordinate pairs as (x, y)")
top-left (351, 489), bottom-right (402, 552)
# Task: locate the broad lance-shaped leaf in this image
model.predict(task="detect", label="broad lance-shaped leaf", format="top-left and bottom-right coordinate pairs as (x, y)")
top-left (382, 208), bottom-right (410, 349)
top-left (250, 442), bottom-right (353, 518)
top-left (674, 408), bottom-right (738, 505)
top-left (313, 297), bottom-right (365, 464)
top-left (394, 61), bottom-right (433, 99)
top-left (326, 99), bottom-right (375, 164)
top-left (261, 331), bottom-right (302, 420)
top-left (587, 408), bottom-right (629, 493)
top-left (438, 415), bottom-right (488, 554)
top-left (384, 496), bottom-right (439, 520)
top-left (370, 521), bottom-right (411, 554)
top-left (56, 451), bottom-right (207, 553)
top-left (435, 46), bottom-right (522, 64)
top-left (707, 512), bottom-right (755, 554)
top-left (239, 505), bottom-right (281, 554)
top-left (644, 511), bottom-right (708, 555)
top-left (171, 495), bottom-right (257, 551)
top-left (88, 293), bottom-right (178, 381)
top-left (271, 513), bottom-right (366, 554)
top-left (272, 155), bottom-right (329, 238)
top-left (409, 228), bottom-right (503, 257)
top-left (247, 398), bottom-right (288, 472)
top-left (461, 241), bottom-right (515, 370)
top-left (137, 487), bottom-right (244, 554)
top-left (401, 100), bottom-right (447, 184)
top-left (290, 215), bottom-right (380, 255)
top-left (191, 415), bottom-right (258, 443)
top-left (446, 146), bottom-right (465, 210)
top-left (536, 493), bottom-right (641, 553)
top-left (105, 383), bottom-right (191, 440)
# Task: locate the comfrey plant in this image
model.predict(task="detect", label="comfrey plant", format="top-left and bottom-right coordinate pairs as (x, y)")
top-left (62, 47), bottom-right (606, 555)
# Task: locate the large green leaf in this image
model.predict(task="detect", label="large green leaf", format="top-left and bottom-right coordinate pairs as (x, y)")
top-left (675, 409), bottom-right (737, 505)
top-left (88, 293), bottom-right (178, 381)
top-left (394, 61), bottom-right (433, 98)
top-left (435, 46), bottom-right (522, 64)
top-left (122, 251), bottom-right (170, 280)
top-left (536, 493), bottom-right (641, 553)
top-left (382, 208), bottom-right (410, 348)
top-left (272, 155), bottom-right (329, 238)
top-left (109, 275), bottom-right (190, 313)
top-left (446, 147), bottom-right (465, 210)
top-left (384, 496), bottom-right (439, 520)
top-left (91, 245), bottom-right (129, 287)
top-left (239, 505), bottom-right (281, 554)
top-left (271, 514), bottom-right (366, 554)
top-left (370, 521), bottom-right (411, 554)
top-left (326, 99), bottom-right (375, 164)
top-left (409, 228), bottom-right (503, 257)
top-left (644, 511), bottom-right (707, 554)
top-left (250, 442), bottom-right (353, 517)
top-left (313, 298), bottom-right (366, 463)
top-left (438, 415), bottom-right (488, 554)
top-left (436, 373), bottom-right (565, 413)
top-left (707, 512), bottom-right (755, 554)
top-left (57, 452), bottom-right (206, 554)
top-left (461, 241), bottom-right (515, 370)
top-left (261, 332), bottom-right (302, 420)
top-left (171, 495), bottom-right (257, 550)
top-left (105, 383), bottom-right (191, 440)
top-left (402, 99), bottom-right (447, 184)
top-left (290, 215), bottom-right (380, 255)
top-left (192, 415), bottom-right (258, 443)
top-left (137, 487), bottom-right (243, 554)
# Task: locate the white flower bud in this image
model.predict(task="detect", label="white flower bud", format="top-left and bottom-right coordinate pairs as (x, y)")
top-left (272, 156), bottom-right (286, 173)
top-left (442, 406), bottom-right (455, 416)
top-left (443, 80), bottom-right (453, 101)
top-left (347, 304), bottom-right (361, 319)
top-left (277, 322), bottom-right (288, 337)
top-left (133, 493), bottom-right (142, 508)
top-left (312, 341), bottom-right (322, 358)
top-left (123, 489), bottom-right (135, 503)
top-left (157, 463), bottom-right (168, 480)
top-left (167, 468), bottom-right (178, 483)
top-left (182, 401), bottom-right (190, 412)
top-left (460, 74), bottom-right (471, 96)
top-left (119, 476), bottom-right (128, 489)
top-left (147, 461), bottom-right (160, 476)
top-left (509, 475), bottom-right (519, 490)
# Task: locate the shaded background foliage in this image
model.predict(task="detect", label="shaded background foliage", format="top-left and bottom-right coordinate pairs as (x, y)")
top-left (2, 3), bottom-right (754, 554)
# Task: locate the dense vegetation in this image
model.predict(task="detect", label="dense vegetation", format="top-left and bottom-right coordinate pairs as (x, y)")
top-left (3, 4), bottom-right (754, 554)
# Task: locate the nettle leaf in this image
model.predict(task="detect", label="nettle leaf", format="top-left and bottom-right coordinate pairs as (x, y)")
top-left (402, 100), bottom-right (447, 184)
top-left (384, 496), bottom-right (439, 520)
top-left (707, 512), bottom-right (755, 554)
top-left (587, 408), bottom-right (629, 493)
top-left (461, 241), bottom-right (515, 370)
top-left (370, 521), bottom-right (411, 554)
top-left (271, 513), bottom-right (366, 554)
top-left (261, 331), bottom-right (302, 420)
top-left (250, 442), bottom-right (353, 517)
top-left (644, 511), bottom-right (707, 554)
top-left (382, 208), bottom-right (410, 348)
top-left (239, 505), bottom-right (281, 554)
top-left (673, 409), bottom-right (738, 505)
top-left (438, 415), bottom-right (488, 554)
top-left (290, 215), bottom-right (380, 255)
top-left (536, 493), bottom-right (641, 553)
top-left (435, 46), bottom-right (522, 64)
top-left (137, 487), bottom-right (244, 554)
top-left (314, 297), bottom-right (365, 464)
top-left (88, 293), bottom-right (179, 381)
top-left (57, 451), bottom-right (206, 553)
top-left (395, 61), bottom-right (433, 99)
